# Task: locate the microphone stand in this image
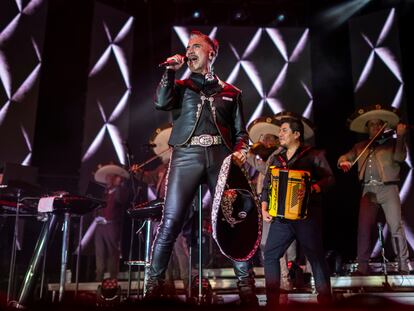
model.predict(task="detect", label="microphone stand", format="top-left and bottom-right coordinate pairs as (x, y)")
top-left (124, 143), bottom-right (139, 299)
top-left (197, 185), bottom-right (203, 304)
top-left (378, 223), bottom-right (391, 290)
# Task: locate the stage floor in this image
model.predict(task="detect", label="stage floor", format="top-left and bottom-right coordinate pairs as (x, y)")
top-left (45, 267), bottom-right (414, 307)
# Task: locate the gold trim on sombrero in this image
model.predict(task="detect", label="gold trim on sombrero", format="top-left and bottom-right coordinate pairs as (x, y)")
top-left (347, 104), bottom-right (400, 133)
top-left (247, 116), bottom-right (280, 143)
top-left (274, 111), bottom-right (315, 140)
top-left (149, 123), bottom-right (172, 156)
top-left (95, 164), bottom-right (129, 184)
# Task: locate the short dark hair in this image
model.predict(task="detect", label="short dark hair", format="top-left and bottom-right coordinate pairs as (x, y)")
top-left (281, 117), bottom-right (304, 143)
top-left (190, 30), bottom-right (219, 56)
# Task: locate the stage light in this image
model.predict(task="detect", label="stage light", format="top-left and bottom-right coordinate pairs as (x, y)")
top-left (316, 0), bottom-right (372, 28)
top-left (268, 13), bottom-right (286, 26)
top-left (276, 14), bottom-right (285, 22)
top-left (232, 8), bottom-right (248, 22)
top-left (96, 278), bottom-right (121, 307)
top-left (192, 10), bottom-right (202, 19)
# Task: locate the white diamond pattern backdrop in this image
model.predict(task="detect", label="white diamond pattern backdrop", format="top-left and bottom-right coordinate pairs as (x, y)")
top-left (172, 26), bottom-right (313, 133)
top-left (79, 3), bottom-right (134, 193)
top-left (0, 0), bottom-right (47, 165)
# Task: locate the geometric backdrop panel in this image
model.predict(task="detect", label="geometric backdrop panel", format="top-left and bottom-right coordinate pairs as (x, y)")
top-left (172, 26), bottom-right (312, 137)
top-left (0, 0), bottom-right (47, 165)
top-left (79, 2), bottom-right (134, 193)
top-left (349, 8), bottom-right (404, 111)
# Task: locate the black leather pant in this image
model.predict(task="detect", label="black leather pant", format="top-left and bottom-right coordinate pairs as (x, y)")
top-left (148, 144), bottom-right (255, 294)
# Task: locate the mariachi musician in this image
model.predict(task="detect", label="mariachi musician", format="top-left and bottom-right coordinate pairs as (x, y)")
top-left (146, 30), bottom-right (258, 305)
top-left (246, 112), bottom-right (315, 292)
top-left (94, 164), bottom-right (130, 281)
top-left (338, 104), bottom-right (412, 275)
top-left (260, 116), bottom-right (334, 307)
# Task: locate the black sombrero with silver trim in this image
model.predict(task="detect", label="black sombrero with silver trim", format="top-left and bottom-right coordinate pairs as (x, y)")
top-left (212, 155), bottom-right (262, 261)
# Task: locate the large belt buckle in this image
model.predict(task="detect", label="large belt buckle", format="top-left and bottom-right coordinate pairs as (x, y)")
top-left (198, 134), bottom-right (214, 147)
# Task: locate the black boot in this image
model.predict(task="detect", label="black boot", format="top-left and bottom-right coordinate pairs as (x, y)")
top-left (144, 277), bottom-right (164, 300)
top-left (238, 280), bottom-right (258, 306)
top-left (233, 260), bottom-right (258, 306)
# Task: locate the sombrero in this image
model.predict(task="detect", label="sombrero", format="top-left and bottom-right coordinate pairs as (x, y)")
top-left (149, 123), bottom-right (172, 157)
top-left (273, 111), bottom-right (315, 140)
top-left (247, 116), bottom-right (280, 143)
top-left (94, 164), bottom-right (129, 184)
top-left (347, 104), bottom-right (400, 133)
top-left (212, 155), bottom-right (262, 261)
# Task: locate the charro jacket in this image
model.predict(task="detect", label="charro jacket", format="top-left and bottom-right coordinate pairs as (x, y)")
top-left (337, 137), bottom-right (406, 183)
top-left (154, 70), bottom-right (248, 153)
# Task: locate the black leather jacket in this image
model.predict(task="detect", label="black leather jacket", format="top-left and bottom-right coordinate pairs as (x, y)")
top-left (154, 70), bottom-right (249, 153)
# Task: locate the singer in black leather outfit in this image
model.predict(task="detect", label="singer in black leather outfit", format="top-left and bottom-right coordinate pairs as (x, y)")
top-left (146, 31), bottom-right (257, 305)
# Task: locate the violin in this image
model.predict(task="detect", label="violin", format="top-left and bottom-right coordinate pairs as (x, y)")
top-left (250, 142), bottom-right (279, 161)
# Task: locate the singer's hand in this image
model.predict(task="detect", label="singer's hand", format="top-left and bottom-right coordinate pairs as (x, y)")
top-left (232, 151), bottom-right (246, 167)
top-left (166, 54), bottom-right (186, 71)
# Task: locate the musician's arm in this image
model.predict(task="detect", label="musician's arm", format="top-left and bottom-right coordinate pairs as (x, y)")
top-left (337, 145), bottom-right (357, 167)
top-left (154, 70), bottom-right (180, 111)
top-left (394, 124), bottom-right (407, 162)
top-left (246, 152), bottom-right (267, 174)
top-left (134, 168), bottom-right (158, 186)
top-left (314, 150), bottom-right (335, 193)
top-left (260, 169), bottom-right (273, 222)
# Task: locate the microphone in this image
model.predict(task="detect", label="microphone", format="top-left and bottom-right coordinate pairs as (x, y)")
top-left (158, 56), bottom-right (188, 68)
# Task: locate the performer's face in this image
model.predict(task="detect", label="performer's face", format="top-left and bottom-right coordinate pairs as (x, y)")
top-left (366, 119), bottom-right (384, 138)
top-left (105, 174), bottom-right (123, 187)
top-left (186, 35), bottom-right (213, 75)
top-left (278, 123), bottom-right (300, 148)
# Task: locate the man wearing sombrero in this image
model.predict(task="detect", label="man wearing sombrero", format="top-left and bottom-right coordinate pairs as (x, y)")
top-left (338, 104), bottom-right (411, 275)
top-left (94, 164), bottom-right (130, 281)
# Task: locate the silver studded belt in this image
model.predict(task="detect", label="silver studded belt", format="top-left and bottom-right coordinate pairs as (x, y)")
top-left (363, 180), bottom-right (384, 186)
top-left (189, 134), bottom-right (222, 147)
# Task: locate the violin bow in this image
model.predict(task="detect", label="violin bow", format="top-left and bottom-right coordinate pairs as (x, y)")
top-left (351, 122), bottom-right (388, 168)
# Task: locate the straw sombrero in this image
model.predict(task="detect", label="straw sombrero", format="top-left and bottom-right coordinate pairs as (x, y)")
top-left (149, 123), bottom-right (172, 156)
top-left (94, 164), bottom-right (129, 184)
top-left (247, 116), bottom-right (280, 143)
top-left (347, 104), bottom-right (400, 133)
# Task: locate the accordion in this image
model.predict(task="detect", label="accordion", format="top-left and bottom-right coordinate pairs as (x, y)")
top-left (268, 167), bottom-right (311, 220)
